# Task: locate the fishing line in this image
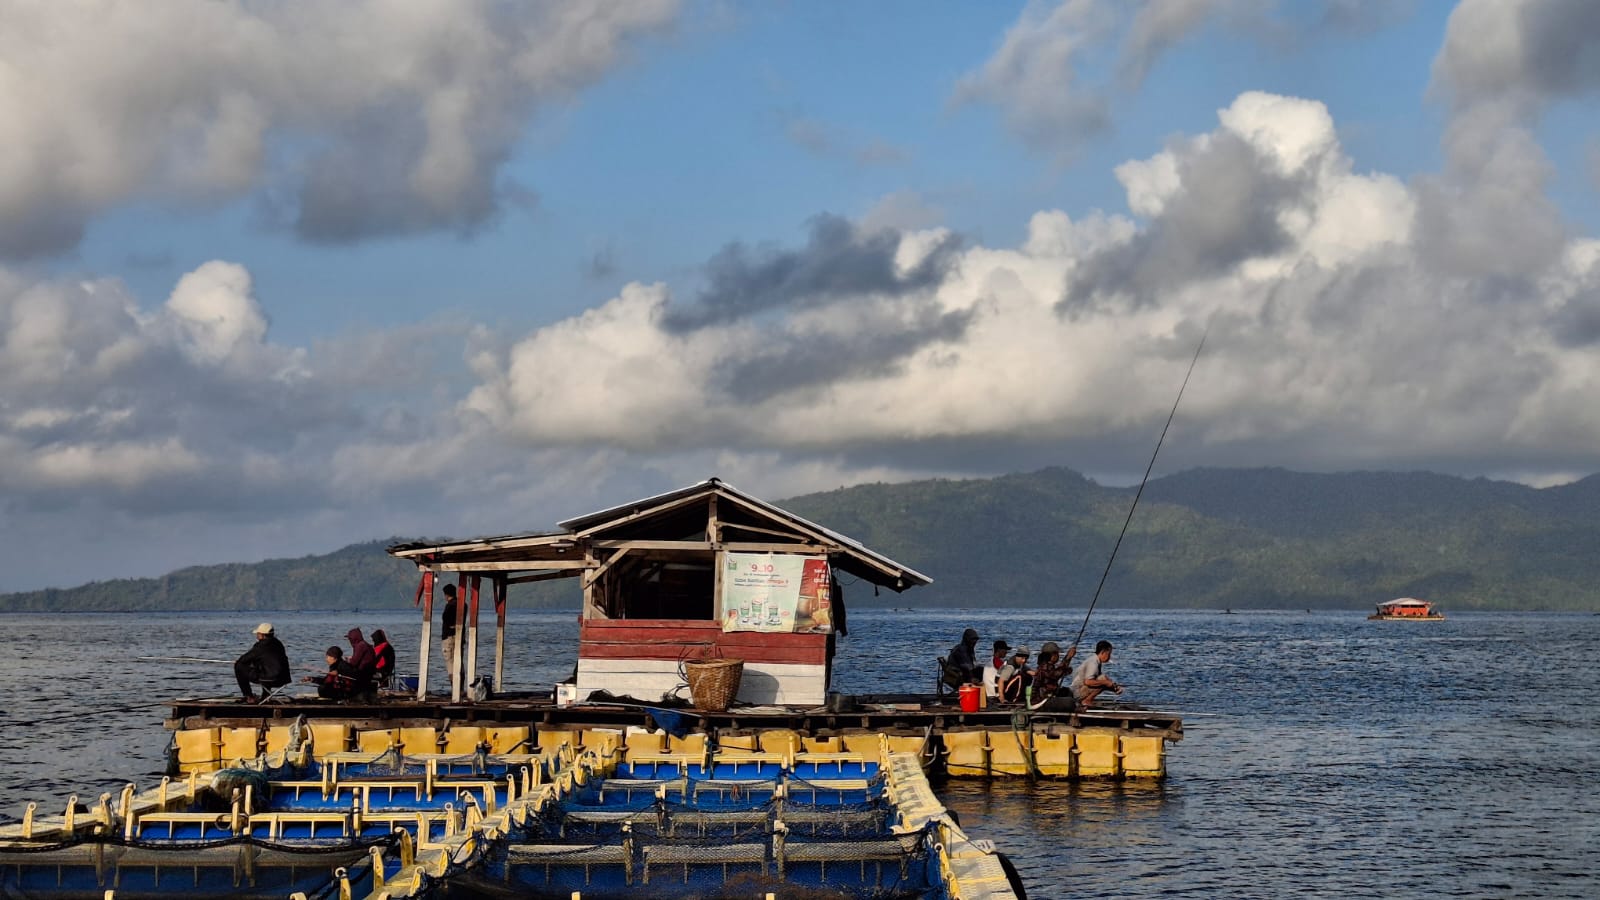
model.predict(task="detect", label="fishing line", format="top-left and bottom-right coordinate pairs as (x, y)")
top-left (6, 700), bottom-right (192, 727)
top-left (1071, 324), bottom-right (1209, 654)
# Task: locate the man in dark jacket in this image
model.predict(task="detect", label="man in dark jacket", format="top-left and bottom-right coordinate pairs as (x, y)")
top-left (942, 627), bottom-right (982, 689)
top-left (235, 622), bottom-right (291, 703)
top-left (306, 646), bottom-right (362, 700)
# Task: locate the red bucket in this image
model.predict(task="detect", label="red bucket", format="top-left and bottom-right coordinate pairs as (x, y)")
top-left (958, 684), bottom-right (981, 713)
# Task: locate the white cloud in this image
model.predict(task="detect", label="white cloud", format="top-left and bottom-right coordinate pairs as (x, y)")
top-left (462, 92), bottom-right (1600, 484)
top-left (0, 0), bottom-right (679, 258)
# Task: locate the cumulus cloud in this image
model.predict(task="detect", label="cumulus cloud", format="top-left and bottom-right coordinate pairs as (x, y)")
top-left (953, 0), bottom-right (1115, 161)
top-left (464, 92), bottom-right (1600, 485)
top-left (0, 0), bottom-right (678, 258)
top-left (1421, 0), bottom-right (1600, 278)
top-left (956, 0), bottom-right (1369, 161)
top-left (1431, 0), bottom-right (1600, 114)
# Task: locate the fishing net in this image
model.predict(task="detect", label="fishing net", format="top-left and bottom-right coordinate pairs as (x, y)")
top-left (467, 773), bottom-right (940, 900)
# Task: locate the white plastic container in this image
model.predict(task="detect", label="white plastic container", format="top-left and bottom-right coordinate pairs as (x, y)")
top-left (555, 683), bottom-right (578, 708)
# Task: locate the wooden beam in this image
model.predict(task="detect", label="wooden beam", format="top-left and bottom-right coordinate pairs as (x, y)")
top-left (719, 521), bottom-right (804, 541)
top-left (589, 539), bottom-right (713, 551)
top-left (504, 570), bottom-right (583, 585)
top-left (433, 560), bottom-right (587, 572)
top-left (720, 542), bottom-right (828, 554)
top-left (570, 492), bottom-right (714, 539)
top-left (582, 548), bottom-right (632, 592)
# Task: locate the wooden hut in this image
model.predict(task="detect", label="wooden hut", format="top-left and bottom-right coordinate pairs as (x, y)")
top-left (388, 478), bottom-right (930, 706)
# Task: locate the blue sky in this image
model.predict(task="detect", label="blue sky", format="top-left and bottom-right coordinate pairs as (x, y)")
top-left (4, 0), bottom-right (1600, 590)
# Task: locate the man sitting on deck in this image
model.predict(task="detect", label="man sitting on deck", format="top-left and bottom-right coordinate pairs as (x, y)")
top-left (1070, 640), bottom-right (1123, 708)
top-left (234, 622), bottom-right (290, 704)
top-left (305, 646), bottom-right (364, 700)
top-left (942, 627), bottom-right (983, 689)
top-left (997, 646), bottom-right (1032, 703)
top-left (1031, 641), bottom-right (1077, 703)
top-left (370, 629), bottom-right (396, 688)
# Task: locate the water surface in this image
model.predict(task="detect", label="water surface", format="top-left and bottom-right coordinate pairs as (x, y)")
top-left (1, 608), bottom-right (1594, 898)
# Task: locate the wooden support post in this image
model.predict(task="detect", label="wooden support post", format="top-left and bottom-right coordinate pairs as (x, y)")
top-left (494, 578), bottom-right (507, 692)
top-left (417, 571), bottom-right (435, 701)
top-left (452, 574), bottom-right (468, 702)
top-left (467, 575), bottom-right (482, 695)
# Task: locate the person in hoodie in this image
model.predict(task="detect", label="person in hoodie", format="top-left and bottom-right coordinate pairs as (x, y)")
top-left (370, 629), bottom-right (397, 688)
top-left (345, 628), bottom-right (377, 694)
top-left (235, 622), bottom-right (291, 703)
top-left (305, 646), bottom-right (362, 700)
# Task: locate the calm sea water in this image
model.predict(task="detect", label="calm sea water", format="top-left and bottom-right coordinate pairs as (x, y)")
top-left (1, 607), bottom-right (1595, 898)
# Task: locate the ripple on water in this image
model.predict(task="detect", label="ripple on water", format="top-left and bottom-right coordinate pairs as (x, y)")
top-left (2, 608), bottom-right (1597, 899)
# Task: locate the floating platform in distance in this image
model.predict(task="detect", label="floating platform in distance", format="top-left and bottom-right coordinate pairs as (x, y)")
top-left (1368, 597), bottom-right (1445, 620)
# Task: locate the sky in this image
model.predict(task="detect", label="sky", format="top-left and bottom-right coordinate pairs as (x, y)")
top-left (4, 0), bottom-right (1600, 591)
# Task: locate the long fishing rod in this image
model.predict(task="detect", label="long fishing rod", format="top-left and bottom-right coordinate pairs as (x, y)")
top-left (136, 655), bottom-right (232, 664)
top-left (1071, 325), bottom-right (1209, 653)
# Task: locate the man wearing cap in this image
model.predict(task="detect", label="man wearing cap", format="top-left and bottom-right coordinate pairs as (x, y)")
top-left (234, 622), bottom-right (291, 704)
top-left (1032, 641), bottom-right (1078, 705)
top-left (997, 646), bottom-right (1032, 703)
top-left (942, 627), bottom-right (982, 689)
top-left (990, 640), bottom-right (1011, 671)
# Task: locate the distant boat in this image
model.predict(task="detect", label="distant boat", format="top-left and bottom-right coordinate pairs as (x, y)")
top-left (1368, 597), bottom-right (1445, 620)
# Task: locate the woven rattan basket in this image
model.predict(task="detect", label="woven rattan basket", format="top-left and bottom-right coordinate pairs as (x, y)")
top-left (684, 658), bottom-right (744, 711)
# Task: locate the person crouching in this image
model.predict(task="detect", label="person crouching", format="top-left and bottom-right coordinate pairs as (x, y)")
top-left (997, 646), bottom-right (1032, 703)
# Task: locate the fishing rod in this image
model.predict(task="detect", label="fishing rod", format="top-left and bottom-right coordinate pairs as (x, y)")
top-left (1070, 324), bottom-right (1209, 654)
top-left (136, 655), bottom-right (232, 664)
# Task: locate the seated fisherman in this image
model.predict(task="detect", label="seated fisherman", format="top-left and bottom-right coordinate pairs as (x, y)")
top-left (942, 628), bottom-right (984, 689)
top-left (1070, 640), bottom-right (1123, 708)
top-left (991, 639), bottom-right (1011, 670)
top-left (370, 629), bottom-right (396, 688)
top-left (305, 646), bottom-right (362, 700)
top-left (234, 622), bottom-right (290, 703)
top-left (1031, 641), bottom-right (1077, 702)
top-left (997, 646), bottom-right (1032, 703)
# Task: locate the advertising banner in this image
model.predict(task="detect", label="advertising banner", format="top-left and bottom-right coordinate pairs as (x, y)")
top-left (721, 553), bottom-right (832, 633)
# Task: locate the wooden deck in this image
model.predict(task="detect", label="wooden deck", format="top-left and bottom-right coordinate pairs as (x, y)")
top-left (165, 691), bottom-right (1183, 742)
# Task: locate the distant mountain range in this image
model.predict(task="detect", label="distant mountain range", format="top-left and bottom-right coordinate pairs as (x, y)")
top-left (5, 466), bottom-right (1598, 613)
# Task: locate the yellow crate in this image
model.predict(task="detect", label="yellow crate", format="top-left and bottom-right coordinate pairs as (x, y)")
top-left (1122, 734), bottom-right (1165, 778)
top-left (1033, 732), bottom-right (1074, 778)
top-left (625, 728), bottom-right (665, 756)
top-left (667, 732), bottom-right (708, 755)
top-left (536, 728), bottom-right (578, 752)
top-left (358, 729), bottom-right (400, 754)
top-left (308, 722), bottom-right (351, 758)
top-left (399, 727), bottom-right (440, 756)
top-left (580, 728), bottom-right (622, 756)
top-left (220, 727), bottom-right (260, 764)
top-left (174, 728), bottom-right (220, 766)
top-left (801, 735), bottom-right (842, 753)
top-left (718, 731), bottom-right (759, 751)
top-left (441, 726), bottom-right (484, 755)
top-left (757, 729), bottom-right (801, 755)
top-left (988, 728), bottom-right (1032, 777)
top-left (943, 730), bottom-right (988, 777)
top-left (1076, 728), bottom-right (1121, 778)
top-left (485, 726), bottom-right (531, 754)
top-left (264, 725), bottom-right (293, 755)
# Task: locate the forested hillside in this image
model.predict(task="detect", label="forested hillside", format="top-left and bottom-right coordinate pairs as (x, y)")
top-left (4, 467), bottom-right (1598, 612)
